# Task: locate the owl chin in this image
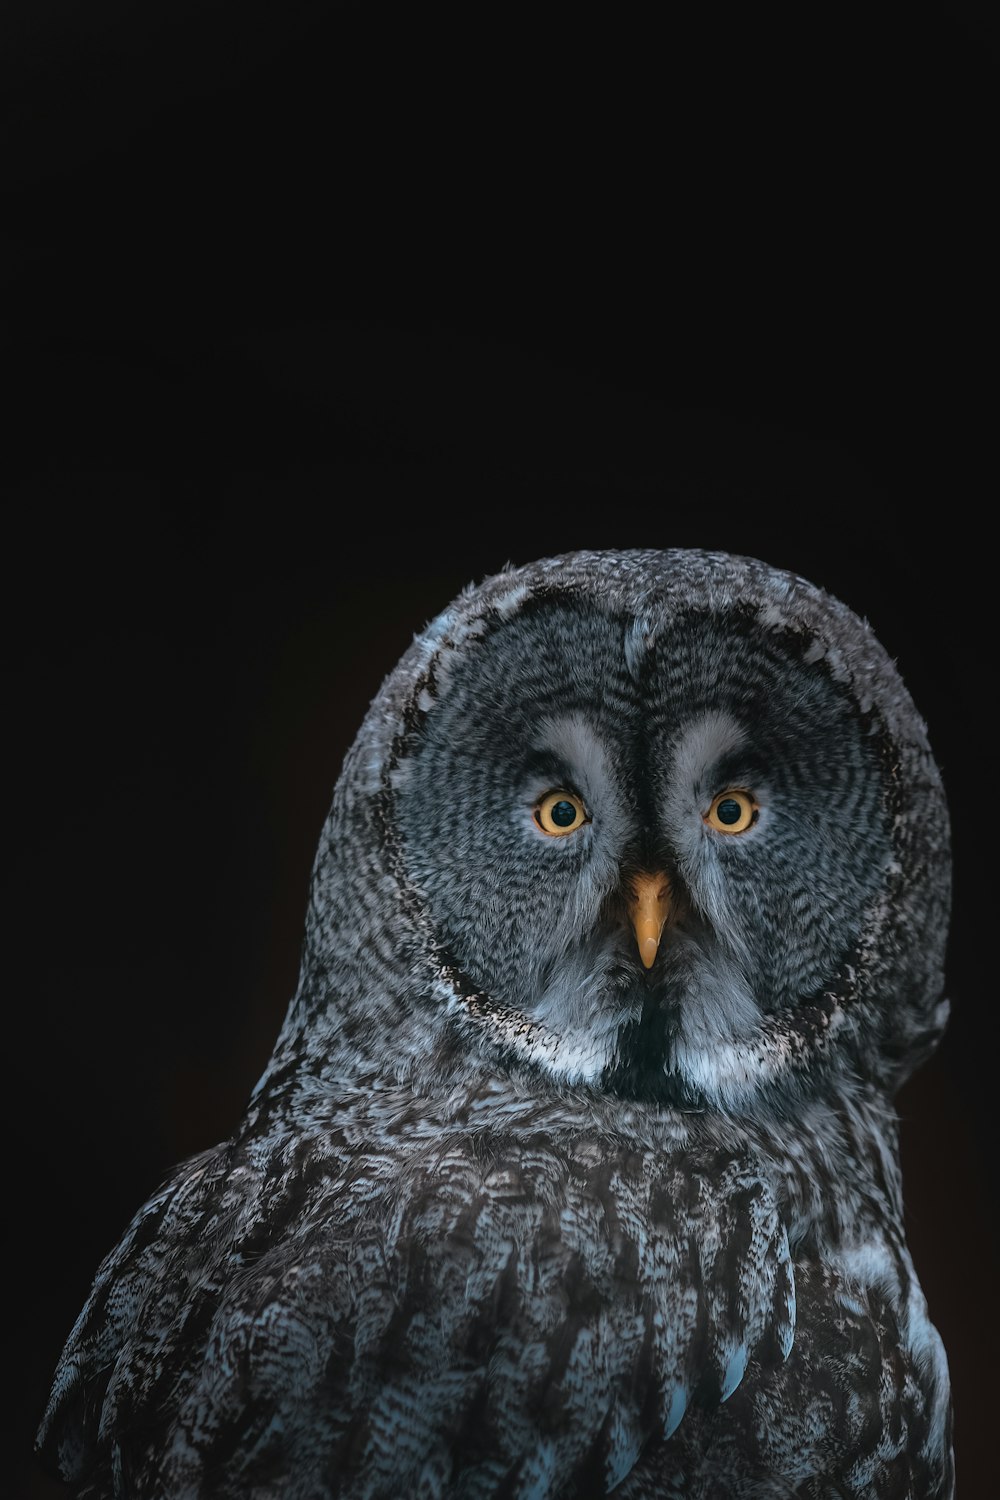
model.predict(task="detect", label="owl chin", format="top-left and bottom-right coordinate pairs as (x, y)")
top-left (500, 903), bottom-right (762, 1108)
top-left (588, 932), bottom-right (745, 1108)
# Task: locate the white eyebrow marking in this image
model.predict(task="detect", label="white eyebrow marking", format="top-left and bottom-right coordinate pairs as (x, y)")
top-left (668, 711), bottom-right (747, 801)
top-left (534, 712), bottom-right (619, 804)
top-left (659, 708), bottom-right (761, 979)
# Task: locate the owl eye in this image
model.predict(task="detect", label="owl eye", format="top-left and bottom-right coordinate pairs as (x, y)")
top-left (705, 789), bottom-right (758, 834)
top-left (534, 790), bottom-right (589, 836)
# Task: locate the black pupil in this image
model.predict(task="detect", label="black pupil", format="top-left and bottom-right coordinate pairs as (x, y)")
top-left (551, 799), bottom-right (578, 827)
top-left (716, 798), bottom-right (743, 825)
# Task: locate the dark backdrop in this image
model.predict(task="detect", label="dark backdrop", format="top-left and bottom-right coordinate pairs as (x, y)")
top-left (7, 8), bottom-right (994, 1496)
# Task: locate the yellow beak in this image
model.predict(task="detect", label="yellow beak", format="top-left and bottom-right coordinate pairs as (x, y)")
top-left (629, 872), bottom-right (673, 968)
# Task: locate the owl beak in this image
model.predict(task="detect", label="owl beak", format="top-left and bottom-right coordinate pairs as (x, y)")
top-left (628, 872), bottom-right (673, 969)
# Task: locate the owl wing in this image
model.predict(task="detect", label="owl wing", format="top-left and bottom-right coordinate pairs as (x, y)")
top-left (37, 1132), bottom-right (795, 1498)
top-left (35, 1144), bottom-right (234, 1494)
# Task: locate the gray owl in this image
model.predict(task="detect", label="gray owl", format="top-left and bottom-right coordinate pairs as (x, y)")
top-left (37, 549), bottom-right (953, 1498)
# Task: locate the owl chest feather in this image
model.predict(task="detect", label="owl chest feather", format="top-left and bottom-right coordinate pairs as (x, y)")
top-left (39, 1080), bottom-right (952, 1499)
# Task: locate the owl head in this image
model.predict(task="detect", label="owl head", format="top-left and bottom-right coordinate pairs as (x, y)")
top-left (259, 550), bottom-right (949, 1117)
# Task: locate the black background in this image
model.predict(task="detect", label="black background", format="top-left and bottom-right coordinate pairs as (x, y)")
top-left (8, 8), bottom-right (996, 1495)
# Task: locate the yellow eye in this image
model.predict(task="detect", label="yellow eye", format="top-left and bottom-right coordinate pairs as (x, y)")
top-left (534, 790), bottom-right (589, 837)
top-left (705, 789), bottom-right (758, 834)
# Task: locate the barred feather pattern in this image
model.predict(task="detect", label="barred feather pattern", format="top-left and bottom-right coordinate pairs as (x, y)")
top-left (39, 1083), bottom-right (950, 1498)
top-left (38, 551), bottom-right (953, 1497)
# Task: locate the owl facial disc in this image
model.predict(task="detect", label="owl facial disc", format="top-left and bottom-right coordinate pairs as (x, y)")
top-left (275, 548), bottom-right (952, 1114)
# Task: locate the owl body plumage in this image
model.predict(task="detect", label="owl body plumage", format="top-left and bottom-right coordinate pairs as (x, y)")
top-left (39, 551), bottom-right (953, 1498)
